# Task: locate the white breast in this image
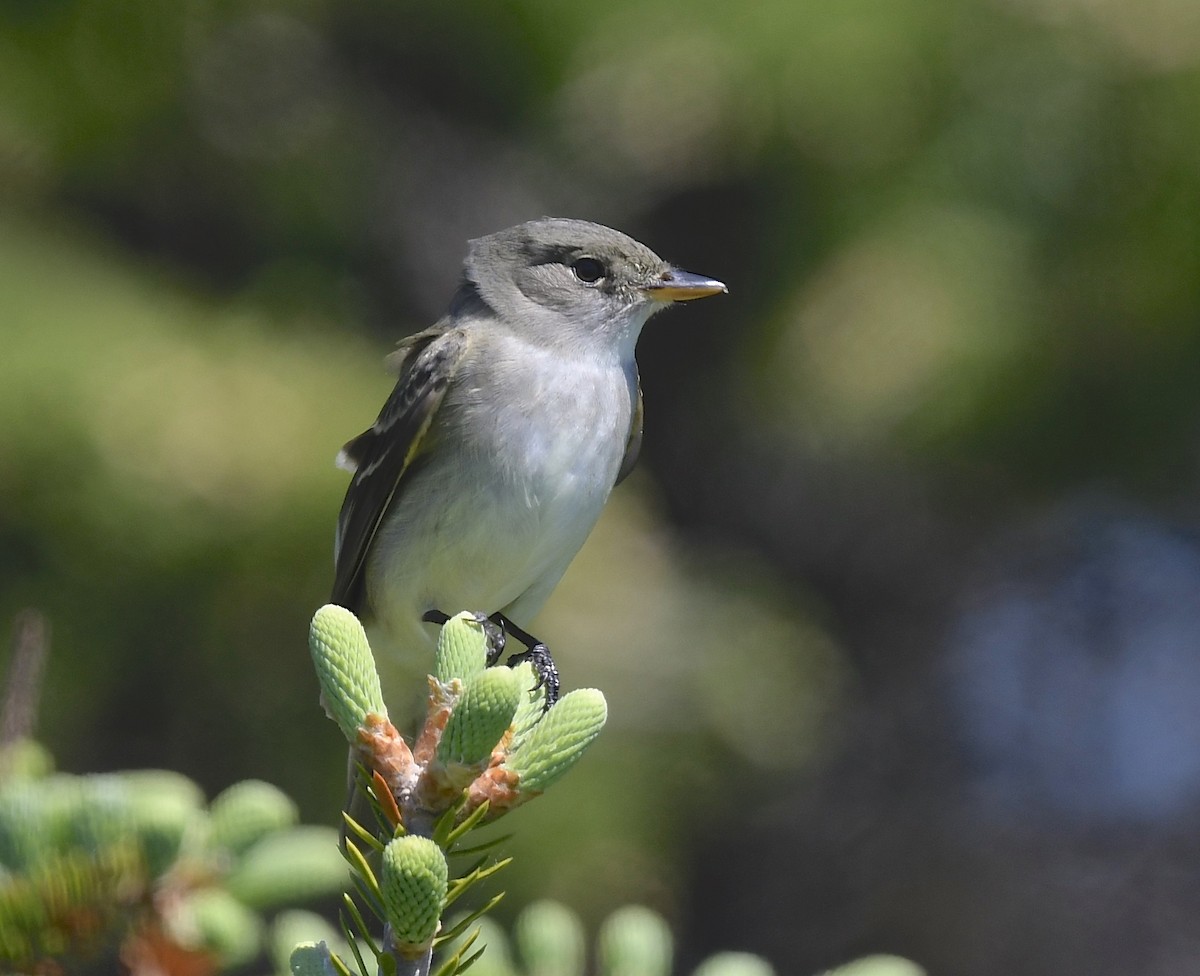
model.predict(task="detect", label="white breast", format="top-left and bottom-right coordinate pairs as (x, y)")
top-left (366, 337), bottom-right (635, 652)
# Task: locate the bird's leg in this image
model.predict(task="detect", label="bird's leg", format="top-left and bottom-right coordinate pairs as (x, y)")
top-left (488, 613), bottom-right (561, 709)
top-left (422, 609), bottom-right (559, 704)
top-left (423, 609), bottom-right (507, 665)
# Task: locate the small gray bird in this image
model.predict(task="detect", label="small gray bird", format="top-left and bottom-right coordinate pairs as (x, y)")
top-left (331, 217), bottom-right (726, 695)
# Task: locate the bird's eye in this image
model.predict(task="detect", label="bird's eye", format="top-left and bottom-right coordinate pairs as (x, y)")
top-left (570, 257), bottom-right (606, 284)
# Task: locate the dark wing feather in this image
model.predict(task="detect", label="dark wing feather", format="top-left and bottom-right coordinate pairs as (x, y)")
top-left (614, 373), bottom-right (644, 485)
top-left (330, 327), bottom-right (468, 613)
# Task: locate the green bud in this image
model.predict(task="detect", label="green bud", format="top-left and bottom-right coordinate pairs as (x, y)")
top-left (226, 826), bottom-right (347, 910)
top-left (33, 775), bottom-right (87, 858)
top-left (505, 689), bottom-right (607, 793)
top-left (210, 779), bottom-right (299, 856)
top-left (438, 668), bottom-right (522, 767)
top-left (309, 605), bottom-right (388, 740)
top-left (72, 776), bottom-right (134, 855)
top-left (508, 662), bottom-right (548, 749)
top-left (823, 956), bottom-right (926, 976)
top-left (692, 952), bottom-right (777, 976)
top-left (177, 887), bottom-right (263, 968)
top-left (131, 791), bottom-right (194, 879)
top-left (111, 769), bottom-right (206, 811)
top-left (379, 835), bottom-right (448, 952)
top-left (289, 941), bottom-right (339, 976)
top-left (273, 910), bottom-right (349, 974)
top-left (597, 906), bottom-right (672, 976)
top-left (0, 739), bottom-right (54, 781)
top-left (515, 900), bottom-right (585, 976)
top-left (434, 612), bottom-right (491, 683)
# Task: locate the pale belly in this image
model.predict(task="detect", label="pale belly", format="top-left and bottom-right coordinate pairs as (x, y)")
top-left (365, 353), bottom-right (633, 654)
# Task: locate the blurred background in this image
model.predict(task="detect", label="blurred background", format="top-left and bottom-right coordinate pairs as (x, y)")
top-left (3, 0), bottom-right (1200, 973)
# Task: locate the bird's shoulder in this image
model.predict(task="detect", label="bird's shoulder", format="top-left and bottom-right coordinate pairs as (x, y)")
top-left (383, 322), bottom-right (454, 376)
top-left (337, 322), bottom-right (470, 474)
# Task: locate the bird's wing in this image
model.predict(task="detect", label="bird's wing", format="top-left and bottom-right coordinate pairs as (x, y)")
top-left (331, 325), bottom-right (469, 613)
top-left (614, 372), bottom-right (643, 485)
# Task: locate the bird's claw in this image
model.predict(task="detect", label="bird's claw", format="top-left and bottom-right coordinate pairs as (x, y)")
top-left (488, 612), bottom-right (561, 710)
top-left (504, 644), bottom-right (560, 710)
top-left (424, 609), bottom-right (560, 708)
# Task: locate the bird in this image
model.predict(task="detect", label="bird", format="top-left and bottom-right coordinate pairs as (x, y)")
top-left (331, 217), bottom-right (726, 699)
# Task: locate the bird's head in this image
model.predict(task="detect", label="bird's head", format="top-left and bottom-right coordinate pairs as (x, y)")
top-left (460, 217), bottom-right (726, 358)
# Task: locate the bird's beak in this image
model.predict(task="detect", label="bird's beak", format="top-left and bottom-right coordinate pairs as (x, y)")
top-left (643, 268), bottom-right (728, 302)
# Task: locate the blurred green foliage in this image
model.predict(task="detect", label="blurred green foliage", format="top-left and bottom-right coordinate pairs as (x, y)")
top-left (0, 741), bottom-right (345, 972)
top-left (2, 0), bottom-right (1199, 973)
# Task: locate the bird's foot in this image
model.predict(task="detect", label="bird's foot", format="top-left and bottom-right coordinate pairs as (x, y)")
top-left (423, 609), bottom-right (560, 706)
top-left (505, 644), bottom-right (561, 710)
top-left (422, 609), bottom-right (508, 665)
top-left (488, 613), bottom-right (561, 709)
